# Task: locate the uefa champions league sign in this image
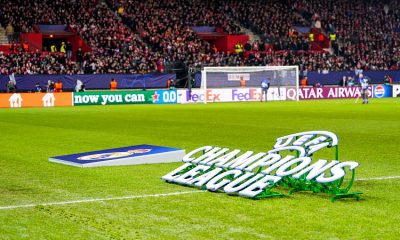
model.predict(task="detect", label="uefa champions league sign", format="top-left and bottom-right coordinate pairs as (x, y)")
top-left (163, 131), bottom-right (362, 201)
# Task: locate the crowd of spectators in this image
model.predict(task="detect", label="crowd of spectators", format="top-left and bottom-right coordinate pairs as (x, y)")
top-left (0, 50), bottom-right (79, 75)
top-left (69, 2), bottom-right (165, 74)
top-left (107, 0), bottom-right (245, 68)
top-left (0, 0), bottom-right (93, 34)
top-left (294, 0), bottom-right (400, 70)
top-left (0, 0), bottom-right (399, 75)
top-left (0, 0), bottom-right (163, 74)
top-left (221, 0), bottom-right (310, 51)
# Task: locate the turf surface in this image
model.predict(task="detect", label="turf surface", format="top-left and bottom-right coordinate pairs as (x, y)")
top-left (0, 98), bottom-right (399, 239)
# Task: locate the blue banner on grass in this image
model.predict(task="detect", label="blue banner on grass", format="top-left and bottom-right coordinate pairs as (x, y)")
top-left (49, 144), bottom-right (185, 167)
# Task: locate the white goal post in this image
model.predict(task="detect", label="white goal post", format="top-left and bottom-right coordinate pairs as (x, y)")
top-left (200, 66), bottom-right (299, 103)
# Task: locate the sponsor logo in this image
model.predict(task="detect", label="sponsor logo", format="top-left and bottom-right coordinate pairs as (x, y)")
top-left (286, 86), bottom-right (372, 100)
top-left (232, 89), bottom-right (260, 101)
top-left (184, 89), bottom-right (222, 102)
top-left (128, 149), bottom-right (151, 154)
top-left (153, 90), bottom-right (177, 104)
top-left (42, 93), bottom-right (55, 107)
top-left (9, 93), bottom-right (23, 108)
top-left (1, 93), bottom-right (72, 109)
top-left (152, 92), bottom-right (160, 103)
top-left (228, 73), bottom-right (250, 81)
top-left (8, 93), bottom-right (58, 108)
top-left (374, 85), bottom-right (385, 98)
top-left (163, 131), bottom-right (362, 201)
top-left (0, 92), bottom-right (73, 108)
top-left (77, 149), bottom-right (151, 160)
top-left (393, 85), bottom-right (400, 97)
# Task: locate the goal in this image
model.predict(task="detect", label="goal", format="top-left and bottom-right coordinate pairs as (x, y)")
top-left (200, 66), bottom-right (299, 103)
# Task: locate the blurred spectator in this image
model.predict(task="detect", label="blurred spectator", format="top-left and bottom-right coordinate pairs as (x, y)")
top-left (7, 80), bottom-right (16, 92)
top-left (60, 42), bottom-right (66, 54)
top-left (34, 82), bottom-right (42, 92)
top-left (76, 48), bottom-right (83, 63)
top-left (47, 80), bottom-right (54, 92)
top-left (75, 79), bottom-right (85, 92)
top-left (66, 42), bottom-right (72, 59)
top-left (384, 75), bottom-right (393, 85)
top-left (54, 80), bottom-right (63, 92)
top-left (110, 78), bottom-right (118, 90)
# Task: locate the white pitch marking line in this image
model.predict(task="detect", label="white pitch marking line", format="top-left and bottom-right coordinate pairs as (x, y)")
top-left (356, 176), bottom-right (400, 181)
top-left (0, 190), bottom-right (205, 210)
top-left (1, 176), bottom-right (399, 210)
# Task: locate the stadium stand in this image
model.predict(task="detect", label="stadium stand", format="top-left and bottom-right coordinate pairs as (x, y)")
top-left (106, 0), bottom-right (246, 68)
top-left (0, 0), bottom-right (399, 75)
top-left (221, 0), bottom-right (310, 51)
top-left (0, 0), bottom-right (161, 74)
top-left (0, 51), bottom-right (75, 75)
top-left (295, 0), bottom-right (400, 71)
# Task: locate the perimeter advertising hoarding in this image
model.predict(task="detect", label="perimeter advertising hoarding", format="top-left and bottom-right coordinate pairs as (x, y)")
top-left (177, 87), bottom-right (286, 103)
top-left (73, 90), bottom-right (177, 106)
top-left (0, 92), bottom-right (72, 108)
top-left (286, 86), bottom-right (373, 100)
top-left (0, 90), bottom-right (177, 108)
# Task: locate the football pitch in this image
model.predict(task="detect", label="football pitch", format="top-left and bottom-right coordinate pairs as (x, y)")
top-left (0, 98), bottom-right (399, 239)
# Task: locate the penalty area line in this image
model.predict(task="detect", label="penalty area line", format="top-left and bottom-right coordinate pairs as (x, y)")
top-left (0, 190), bottom-right (205, 211)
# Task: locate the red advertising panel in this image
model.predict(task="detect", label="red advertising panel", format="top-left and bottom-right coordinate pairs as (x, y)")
top-left (286, 86), bottom-right (373, 100)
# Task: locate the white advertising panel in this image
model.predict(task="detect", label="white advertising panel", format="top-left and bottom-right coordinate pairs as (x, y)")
top-left (178, 87), bottom-right (286, 103)
top-left (393, 85), bottom-right (400, 97)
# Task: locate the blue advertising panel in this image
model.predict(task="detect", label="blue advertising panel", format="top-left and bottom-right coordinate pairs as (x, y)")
top-left (49, 144), bottom-right (185, 167)
top-left (373, 85), bottom-right (392, 98)
top-left (153, 90), bottom-right (177, 104)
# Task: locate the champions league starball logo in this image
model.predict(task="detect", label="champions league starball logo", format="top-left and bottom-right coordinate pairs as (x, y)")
top-left (78, 149), bottom-right (151, 161)
top-left (163, 131), bottom-right (362, 202)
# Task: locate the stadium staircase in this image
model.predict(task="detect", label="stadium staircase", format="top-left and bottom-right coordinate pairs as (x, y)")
top-left (225, 15), bottom-right (260, 43)
top-left (241, 26), bottom-right (261, 43)
top-left (103, 0), bottom-right (149, 49)
top-left (292, 9), bottom-right (334, 54)
top-left (0, 27), bottom-right (8, 45)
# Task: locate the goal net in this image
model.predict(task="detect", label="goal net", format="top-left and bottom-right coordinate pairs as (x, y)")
top-left (200, 66), bottom-right (299, 103)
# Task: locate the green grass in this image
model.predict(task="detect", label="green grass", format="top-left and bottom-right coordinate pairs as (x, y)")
top-left (0, 98), bottom-right (399, 239)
